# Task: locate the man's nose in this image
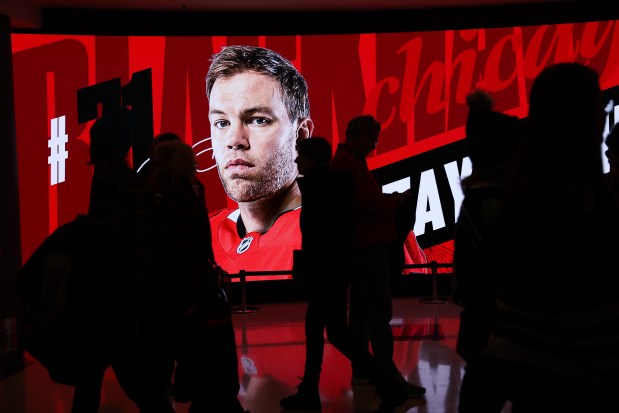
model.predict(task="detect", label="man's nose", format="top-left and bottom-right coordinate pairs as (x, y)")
top-left (226, 124), bottom-right (249, 150)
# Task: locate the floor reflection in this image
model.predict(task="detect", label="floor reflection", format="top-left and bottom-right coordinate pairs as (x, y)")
top-left (0, 297), bottom-right (514, 413)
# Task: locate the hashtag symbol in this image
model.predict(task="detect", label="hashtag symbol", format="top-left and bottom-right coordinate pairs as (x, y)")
top-left (48, 116), bottom-right (69, 186)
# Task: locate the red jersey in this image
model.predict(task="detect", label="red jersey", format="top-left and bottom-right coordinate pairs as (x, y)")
top-left (209, 207), bottom-right (302, 280)
top-left (209, 205), bottom-right (428, 279)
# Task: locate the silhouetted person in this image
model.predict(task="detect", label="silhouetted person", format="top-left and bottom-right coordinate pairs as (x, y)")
top-left (453, 89), bottom-right (523, 413)
top-left (142, 132), bottom-right (197, 400)
top-left (139, 132), bottom-right (206, 208)
top-left (331, 115), bottom-right (426, 412)
top-left (604, 122), bottom-right (619, 208)
top-left (145, 135), bottom-right (207, 402)
top-left (484, 62), bottom-right (619, 412)
top-left (73, 107), bottom-right (174, 413)
top-left (280, 136), bottom-right (355, 410)
top-left (281, 137), bottom-right (418, 413)
top-left (147, 136), bottom-right (249, 413)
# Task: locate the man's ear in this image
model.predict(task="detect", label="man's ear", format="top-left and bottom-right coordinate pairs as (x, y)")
top-left (297, 118), bottom-right (314, 141)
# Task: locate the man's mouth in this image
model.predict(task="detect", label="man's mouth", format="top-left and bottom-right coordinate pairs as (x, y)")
top-left (226, 158), bottom-right (254, 172)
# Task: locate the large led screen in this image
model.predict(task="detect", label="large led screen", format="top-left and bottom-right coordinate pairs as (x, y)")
top-left (12, 20), bottom-right (619, 280)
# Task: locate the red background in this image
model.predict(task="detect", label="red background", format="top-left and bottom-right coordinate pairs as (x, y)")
top-left (12, 20), bottom-right (619, 271)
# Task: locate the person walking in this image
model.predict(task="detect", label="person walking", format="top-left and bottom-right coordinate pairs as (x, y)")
top-left (281, 137), bottom-right (419, 413)
top-left (72, 107), bottom-right (175, 413)
top-left (331, 115), bottom-right (427, 412)
top-left (484, 62), bottom-right (619, 413)
top-left (452, 89), bottom-right (523, 413)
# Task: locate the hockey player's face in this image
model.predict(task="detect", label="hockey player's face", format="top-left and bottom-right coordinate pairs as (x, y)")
top-left (208, 72), bottom-right (300, 203)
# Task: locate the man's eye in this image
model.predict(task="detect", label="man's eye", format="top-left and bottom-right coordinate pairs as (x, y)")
top-left (214, 120), bottom-right (229, 129)
top-left (250, 117), bottom-right (270, 126)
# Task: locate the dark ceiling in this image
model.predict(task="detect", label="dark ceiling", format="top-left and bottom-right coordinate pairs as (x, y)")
top-left (0, 0), bottom-right (613, 35)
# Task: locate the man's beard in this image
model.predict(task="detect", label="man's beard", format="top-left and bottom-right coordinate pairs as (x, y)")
top-left (219, 150), bottom-right (296, 203)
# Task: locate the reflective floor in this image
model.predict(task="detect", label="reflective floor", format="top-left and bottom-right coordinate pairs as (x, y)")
top-left (0, 296), bottom-right (513, 413)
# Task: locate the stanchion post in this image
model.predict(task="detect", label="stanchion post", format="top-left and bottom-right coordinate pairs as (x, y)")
top-left (420, 261), bottom-right (450, 304)
top-left (231, 270), bottom-right (260, 314)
